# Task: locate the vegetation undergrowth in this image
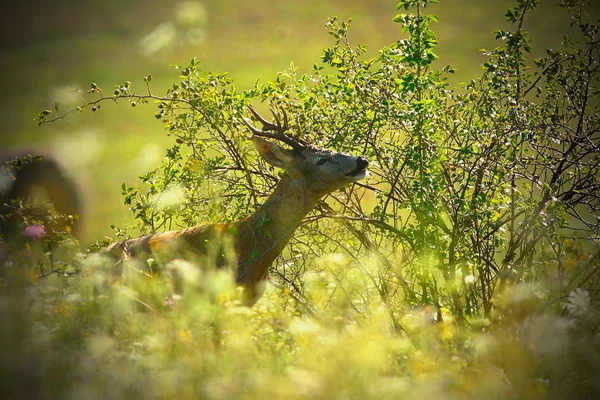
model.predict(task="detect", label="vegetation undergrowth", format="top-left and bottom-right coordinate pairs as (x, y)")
top-left (1, 0), bottom-right (599, 398)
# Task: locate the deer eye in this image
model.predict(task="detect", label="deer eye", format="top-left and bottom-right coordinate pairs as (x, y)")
top-left (316, 158), bottom-right (329, 166)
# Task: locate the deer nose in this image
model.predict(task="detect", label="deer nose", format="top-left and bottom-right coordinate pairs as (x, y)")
top-left (357, 157), bottom-right (369, 170)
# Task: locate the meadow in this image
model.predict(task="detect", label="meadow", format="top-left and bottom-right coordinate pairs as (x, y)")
top-left (1, 0), bottom-right (599, 399)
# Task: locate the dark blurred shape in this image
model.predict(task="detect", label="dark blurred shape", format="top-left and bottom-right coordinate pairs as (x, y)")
top-left (0, 151), bottom-right (83, 242)
top-left (0, 0), bottom-right (143, 51)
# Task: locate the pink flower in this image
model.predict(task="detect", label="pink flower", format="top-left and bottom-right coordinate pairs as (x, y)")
top-left (24, 224), bottom-right (46, 240)
top-left (163, 296), bottom-right (175, 308)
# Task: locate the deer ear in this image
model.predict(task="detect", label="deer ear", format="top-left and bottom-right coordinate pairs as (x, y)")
top-left (252, 137), bottom-right (294, 169)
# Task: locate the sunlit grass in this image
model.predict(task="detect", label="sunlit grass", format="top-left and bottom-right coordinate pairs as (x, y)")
top-left (0, 239), bottom-right (597, 399)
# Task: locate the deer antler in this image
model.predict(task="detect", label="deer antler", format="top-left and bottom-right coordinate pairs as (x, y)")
top-left (243, 105), bottom-right (307, 151)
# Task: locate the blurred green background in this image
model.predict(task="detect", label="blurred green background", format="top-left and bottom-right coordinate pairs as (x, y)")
top-left (0, 0), bottom-right (586, 245)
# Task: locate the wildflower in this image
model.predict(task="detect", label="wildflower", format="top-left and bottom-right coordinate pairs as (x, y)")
top-left (563, 288), bottom-right (590, 317)
top-left (163, 296), bottom-right (175, 308)
top-left (24, 224), bottom-right (45, 240)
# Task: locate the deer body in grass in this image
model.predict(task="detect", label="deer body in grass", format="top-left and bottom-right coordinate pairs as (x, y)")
top-left (107, 106), bottom-right (369, 305)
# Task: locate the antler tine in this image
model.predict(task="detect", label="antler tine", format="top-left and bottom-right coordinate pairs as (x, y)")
top-left (244, 105), bottom-right (306, 151)
top-left (280, 106), bottom-right (289, 133)
top-left (248, 105), bottom-right (279, 131)
top-left (268, 106), bottom-right (291, 133)
top-left (243, 116), bottom-right (269, 136)
top-left (271, 106), bottom-right (309, 147)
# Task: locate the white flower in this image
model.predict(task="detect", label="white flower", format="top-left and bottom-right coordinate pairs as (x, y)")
top-left (563, 288), bottom-right (590, 317)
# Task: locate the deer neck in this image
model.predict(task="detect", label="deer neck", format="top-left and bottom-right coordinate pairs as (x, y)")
top-left (234, 173), bottom-right (319, 284)
top-left (255, 173), bottom-right (318, 231)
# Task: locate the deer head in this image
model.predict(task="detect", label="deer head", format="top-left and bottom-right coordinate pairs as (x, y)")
top-left (244, 105), bottom-right (369, 197)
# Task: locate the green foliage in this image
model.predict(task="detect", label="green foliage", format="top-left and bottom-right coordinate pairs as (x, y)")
top-left (11, 0), bottom-right (600, 397)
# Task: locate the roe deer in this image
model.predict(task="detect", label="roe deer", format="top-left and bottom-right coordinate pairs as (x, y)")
top-left (107, 105), bottom-right (369, 305)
